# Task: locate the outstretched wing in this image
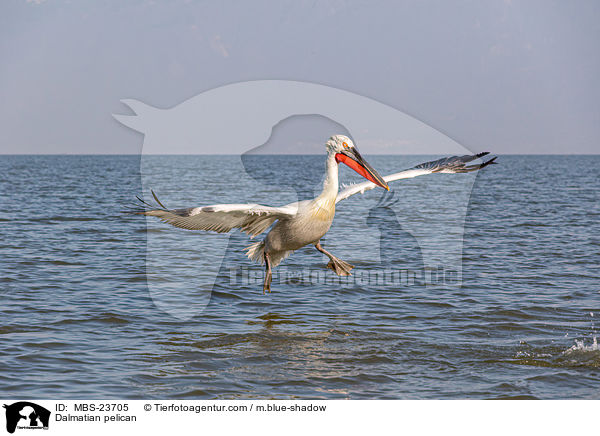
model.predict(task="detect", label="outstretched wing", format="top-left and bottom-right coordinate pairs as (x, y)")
top-left (133, 191), bottom-right (297, 238)
top-left (336, 152), bottom-right (497, 203)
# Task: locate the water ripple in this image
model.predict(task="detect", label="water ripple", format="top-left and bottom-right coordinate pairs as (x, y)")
top-left (1, 155), bottom-right (599, 399)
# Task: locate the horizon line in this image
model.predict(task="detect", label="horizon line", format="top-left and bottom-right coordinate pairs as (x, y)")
top-left (1, 152), bottom-right (599, 156)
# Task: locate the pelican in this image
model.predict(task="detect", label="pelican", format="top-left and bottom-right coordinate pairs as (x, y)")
top-left (136, 135), bottom-right (496, 292)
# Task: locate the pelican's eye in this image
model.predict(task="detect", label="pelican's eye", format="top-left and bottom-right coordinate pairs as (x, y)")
top-left (342, 142), bottom-right (349, 148)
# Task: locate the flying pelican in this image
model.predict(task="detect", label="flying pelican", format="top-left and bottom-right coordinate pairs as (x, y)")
top-left (135, 135), bottom-right (496, 293)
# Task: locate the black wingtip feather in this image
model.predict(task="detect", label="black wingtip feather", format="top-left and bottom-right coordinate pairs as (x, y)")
top-left (480, 156), bottom-right (497, 168)
top-left (135, 195), bottom-right (156, 209)
top-left (121, 201), bottom-right (148, 215)
top-left (151, 190), bottom-right (168, 210)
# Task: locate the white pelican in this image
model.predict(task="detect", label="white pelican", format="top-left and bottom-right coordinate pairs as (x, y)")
top-left (136, 135), bottom-right (496, 292)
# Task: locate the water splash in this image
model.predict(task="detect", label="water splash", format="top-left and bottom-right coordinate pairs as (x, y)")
top-left (563, 336), bottom-right (599, 355)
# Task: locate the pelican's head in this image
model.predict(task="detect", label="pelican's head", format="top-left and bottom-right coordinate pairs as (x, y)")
top-left (326, 135), bottom-right (389, 191)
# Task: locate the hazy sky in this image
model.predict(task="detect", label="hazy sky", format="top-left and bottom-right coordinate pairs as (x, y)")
top-left (1, 0), bottom-right (599, 154)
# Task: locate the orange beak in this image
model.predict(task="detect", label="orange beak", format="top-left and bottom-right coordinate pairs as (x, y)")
top-left (335, 148), bottom-right (389, 190)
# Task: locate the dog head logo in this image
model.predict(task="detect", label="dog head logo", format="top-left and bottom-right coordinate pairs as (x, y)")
top-left (3, 402), bottom-right (50, 434)
top-left (114, 80), bottom-right (479, 319)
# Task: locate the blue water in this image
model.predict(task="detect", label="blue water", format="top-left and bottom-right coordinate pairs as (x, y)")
top-left (0, 154), bottom-right (599, 399)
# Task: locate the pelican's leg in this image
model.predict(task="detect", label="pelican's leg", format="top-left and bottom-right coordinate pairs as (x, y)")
top-left (263, 252), bottom-right (272, 294)
top-left (315, 242), bottom-right (354, 276)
